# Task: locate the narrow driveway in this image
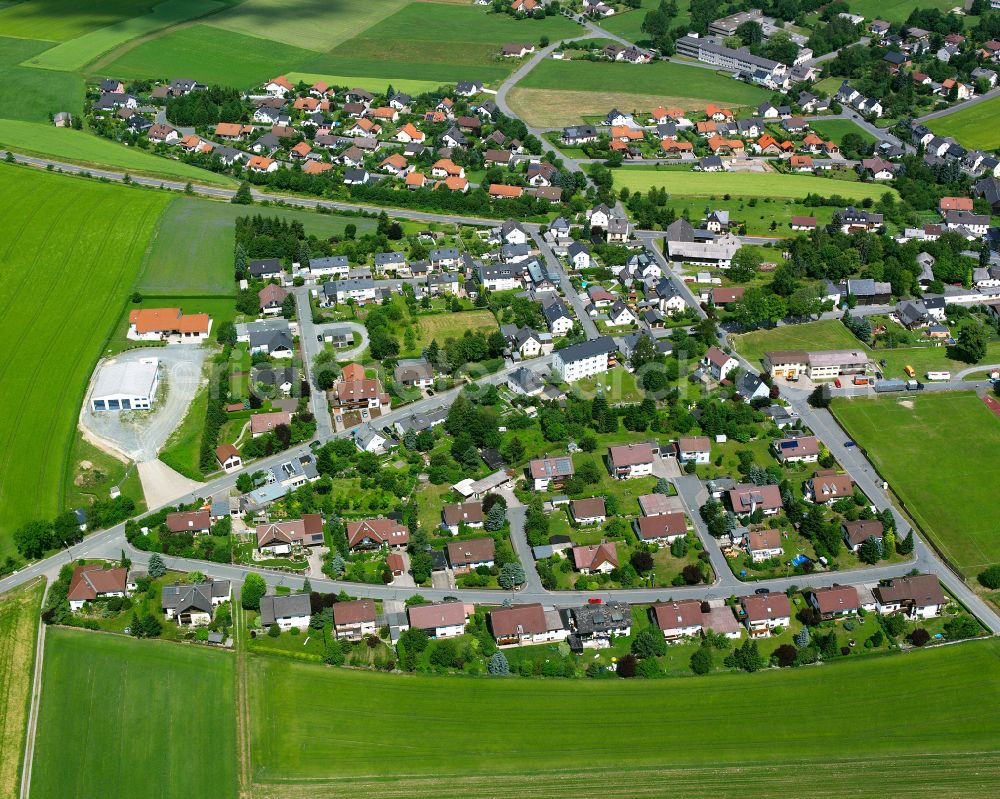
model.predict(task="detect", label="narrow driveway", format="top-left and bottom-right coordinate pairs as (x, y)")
top-left (293, 287), bottom-right (334, 439)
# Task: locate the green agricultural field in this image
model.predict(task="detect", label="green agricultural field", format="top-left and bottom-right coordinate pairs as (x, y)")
top-left (809, 118), bottom-right (877, 146)
top-left (301, 2), bottom-right (578, 86)
top-left (927, 95), bottom-right (1000, 151)
top-left (599, 2), bottom-right (691, 42)
top-left (0, 165), bottom-right (168, 558)
top-left (849, 0), bottom-right (958, 23)
top-left (31, 628), bottom-right (237, 799)
top-left (204, 0), bottom-right (411, 53)
top-left (732, 320), bottom-right (862, 368)
top-left (137, 196), bottom-right (372, 295)
top-left (519, 58), bottom-right (771, 103)
top-left (247, 641), bottom-right (1000, 796)
top-left (834, 392), bottom-right (1000, 575)
top-left (0, 37), bottom-right (83, 122)
top-left (0, 0), bottom-right (155, 41)
top-left (666, 196), bottom-right (837, 237)
top-left (613, 167), bottom-right (897, 201)
top-left (24, 0), bottom-right (225, 73)
top-left (102, 24), bottom-right (318, 87)
top-left (0, 119), bottom-right (236, 184)
top-left (0, 580), bottom-right (44, 799)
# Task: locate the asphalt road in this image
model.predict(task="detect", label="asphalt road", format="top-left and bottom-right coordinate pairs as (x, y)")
top-left (531, 230), bottom-right (599, 339)
top-left (915, 85), bottom-right (1000, 123)
top-left (292, 287), bottom-right (334, 439)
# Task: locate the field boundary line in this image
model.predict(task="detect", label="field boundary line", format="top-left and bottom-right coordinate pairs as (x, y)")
top-left (19, 578), bottom-right (47, 799)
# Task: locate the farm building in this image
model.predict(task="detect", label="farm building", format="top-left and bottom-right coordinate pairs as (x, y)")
top-left (90, 358), bottom-right (159, 412)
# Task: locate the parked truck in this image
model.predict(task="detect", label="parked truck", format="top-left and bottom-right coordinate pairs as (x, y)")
top-left (905, 379), bottom-right (924, 390)
top-left (874, 379), bottom-right (906, 393)
top-left (926, 371), bottom-right (951, 381)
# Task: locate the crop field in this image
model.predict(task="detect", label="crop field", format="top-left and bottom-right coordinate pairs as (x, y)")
top-left (0, 119), bottom-right (236, 184)
top-left (416, 310), bottom-right (498, 349)
top-left (102, 23), bottom-right (317, 88)
top-left (613, 167), bottom-right (898, 201)
top-left (31, 628), bottom-right (237, 799)
top-left (137, 196), bottom-right (371, 295)
top-left (0, 165), bottom-right (168, 557)
top-left (24, 0), bottom-right (225, 73)
top-left (731, 320), bottom-right (862, 367)
top-left (927, 95), bottom-right (1000, 151)
top-left (0, 580), bottom-right (44, 799)
top-left (600, 2), bottom-right (691, 42)
top-left (519, 59), bottom-right (771, 103)
top-left (204, 0), bottom-right (411, 53)
top-left (302, 2), bottom-right (578, 86)
top-left (0, 36), bottom-right (83, 122)
top-left (834, 392), bottom-right (1000, 575)
top-left (0, 0), bottom-right (155, 41)
top-left (247, 641), bottom-right (1000, 796)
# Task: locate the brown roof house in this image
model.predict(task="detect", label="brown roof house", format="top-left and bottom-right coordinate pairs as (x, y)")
top-left (165, 510), bottom-right (211, 535)
top-left (727, 483), bottom-right (783, 517)
top-left (67, 564), bottom-right (130, 611)
top-left (771, 435), bottom-right (820, 464)
top-left (638, 493), bottom-right (683, 517)
top-left (407, 602), bottom-right (470, 639)
top-left (634, 512), bottom-right (687, 545)
top-left (740, 592), bottom-right (791, 637)
top-left (446, 537), bottom-right (495, 573)
top-left (488, 603), bottom-right (568, 646)
top-left (250, 411), bottom-right (292, 437)
top-left (255, 514), bottom-right (324, 555)
top-left (215, 443), bottom-right (242, 473)
top-left (607, 442), bottom-right (655, 480)
top-left (258, 283), bottom-right (288, 314)
top-left (808, 585), bottom-right (861, 618)
top-left (346, 518), bottom-right (410, 550)
top-left (571, 542), bottom-right (618, 575)
top-left (874, 575), bottom-right (947, 619)
top-left (332, 599), bottom-right (377, 640)
top-left (570, 497), bottom-right (607, 526)
top-left (442, 501), bottom-right (484, 535)
top-left (744, 529), bottom-right (784, 562)
top-left (804, 470), bottom-right (855, 504)
top-left (841, 519), bottom-right (884, 553)
top-left (651, 599), bottom-right (704, 639)
top-left (528, 456), bottom-right (575, 491)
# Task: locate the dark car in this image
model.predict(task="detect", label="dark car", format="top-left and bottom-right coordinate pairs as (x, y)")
top-left (843, 440), bottom-right (856, 448)
top-left (755, 588), bottom-right (770, 594)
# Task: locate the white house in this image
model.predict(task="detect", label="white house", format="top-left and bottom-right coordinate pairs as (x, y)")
top-left (552, 336), bottom-right (616, 382)
top-left (408, 602), bottom-right (469, 639)
top-left (567, 241), bottom-right (592, 270)
top-left (703, 345), bottom-right (739, 381)
top-left (607, 443), bottom-right (655, 479)
top-left (674, 436), bottom-right (710, 464)
top-left (745, 529), bottom-right (784, 562)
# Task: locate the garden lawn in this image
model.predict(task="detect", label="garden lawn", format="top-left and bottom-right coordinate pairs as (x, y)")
top-left (416, 310), bottom-right (498, 349)
top-left (31, 628), bottom-right (237, 799)
top-left (731, 319), bottom-right (861, 368)
top-left (0, 37), bottom-right (83, 122)
top-left (24, 0), bottom-right (225, 72)
top-left (613, 167), bottom-right (898, 202)
top-left (927, 94), bottom-right (1000, 151)
top-left (809, 118), bottom-right (877, 147)
top-left (247, 640), bottom-right (1000, 795)
top-left (0, 580), bottom-right (44, 799)
top-left (833, 391), bottom-right (1000, 575)
top-left (102, 24), bottom-right (319, 88)
top-left (0, 0), bottom-right (155, 41)
top-left (137, 196), bottom-right (371, 294)
top-left (599, 2), bottom-right (691, 42)
top-left (666, 196), bottom-right (837, 237)
top-left (0, 165), bottom-right (168, 558)
top-left (0, 119), bottom-right (236, 184)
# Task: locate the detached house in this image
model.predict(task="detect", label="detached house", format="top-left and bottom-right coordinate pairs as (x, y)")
top-left (808, 585), bottom-right (862, 619)
top-left (407, 602), bottom-right (469, 639)
top-left (447, 537), bottom-right (496, 573)
top-left (607, 442), bottom-right (655, 479)
top-left (332, 600), bottom-right (377, 640)
top-left (441, 501), bottom-right (484, 535)
top-left (874, 574), bottom-right (946, 618)
top-left (571, 542), bottom-right (619, 574)
top-left (745, 528), bottom-right (784, 562)
top-left (651, 600), bottom-right (704, 639)
top-left (255, 514), bottom-right (325, 555)
top-left (67, 564), bottom-right (130, 611)
top-left (346, 518), bottom-right (410, 550)
top-left (804, 470), bottom-right (854, 504)
top-left (740, 592), bottom-right (791, 637)
top-left (489, 603), bottom-right (568, 646)
top-left (728, 483), bottom-right (783, 516)
top-left (674, 436), bottom-right (710, 464)
top-left (634, 512), bottom-right (687, 545)
top-left (703, 346), bottom-right (739, 381)
top-left (570, 497), bottom-right (607, 526)
top-left (260, 593), bottom-right (312, 630)
top-left (162, 580), bottom-right (231, 626)
top-left (842, 519), bottom-right (884, 553)
top-left (529, 456), bottom-right (575, 491)
top-left (772, 435), bottom-right (819, 464)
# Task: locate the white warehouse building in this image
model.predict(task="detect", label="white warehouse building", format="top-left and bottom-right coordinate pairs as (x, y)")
top-left (90, 358), bottom-right (159, 412)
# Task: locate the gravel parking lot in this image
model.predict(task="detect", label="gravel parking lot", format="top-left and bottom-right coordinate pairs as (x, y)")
top-left (81, 346), bottom-right (209, 462)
